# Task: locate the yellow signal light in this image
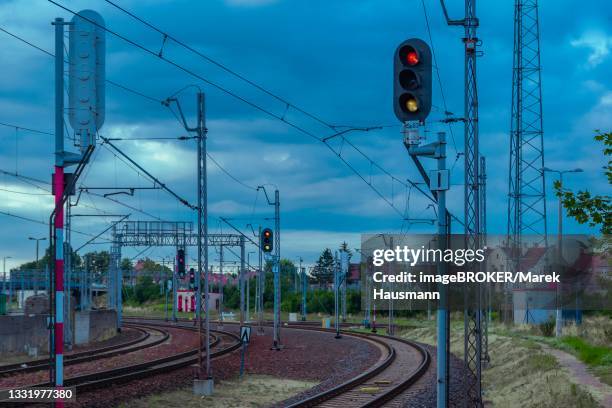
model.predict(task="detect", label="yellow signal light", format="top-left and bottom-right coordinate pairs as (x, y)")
top-left (406, 97), bottom-right (419, 112)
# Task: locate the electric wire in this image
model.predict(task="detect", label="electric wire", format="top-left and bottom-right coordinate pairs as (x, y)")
top-left (0, 209), bottom-right (110, 240)
top-left (421, 0), bottom-right (459, 153)
top-left (0, 121), bottom-right (54, 135)
top-left (47, 0), bottom-right (429, 222)
top-left (103, 0), bottom-right (333, 130)
top-left (207, 152), bottom-right (257, 191)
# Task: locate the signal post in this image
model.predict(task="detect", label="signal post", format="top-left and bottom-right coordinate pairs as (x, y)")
top-left (393, 38), bottom-right (450, 408)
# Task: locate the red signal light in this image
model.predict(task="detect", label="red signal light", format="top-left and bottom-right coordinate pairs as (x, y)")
top-left (406, 51), bottom-right (419, 66)
top-left (264, 231), bottom-right (271, 237)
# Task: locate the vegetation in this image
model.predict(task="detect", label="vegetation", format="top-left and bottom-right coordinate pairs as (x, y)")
top-left (120, 375), bottom-right (316, 408)
top-left (310, 248), bottom-right (334, 285)
top-left (539, 318), bottom-right (556, 337)
top-left (555, 130), bottom-right (611, 234)
top-left (561, 336), bottom-right (612, 367)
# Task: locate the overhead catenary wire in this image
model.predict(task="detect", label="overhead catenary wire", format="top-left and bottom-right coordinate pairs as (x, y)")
top-left (101, 0), bottom-right (464, 220)
top-left (420, 0), bottom-right (460, 155)
top-left (103, 0), bottom-right (333, 130)
top-left (207, 152), bottom-right (257, 191)
top-left (0, 209), bottom-right (111, 241)
top-left (0, 166), bottom-right (159, 220)
top-left (46, 0), bottom-right (432, 222)
top-left (0, 25), bottom-right (164, 106)
top-left (0, 121), bottom-right (54, 135)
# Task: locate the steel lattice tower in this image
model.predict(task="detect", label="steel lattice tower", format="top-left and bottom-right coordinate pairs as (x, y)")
top-left (508, 1), bottom-right (548, 266)
top-left (441, 0), bottom-right (484, 404)
top-left (462, 0), bottom-right (483, 406)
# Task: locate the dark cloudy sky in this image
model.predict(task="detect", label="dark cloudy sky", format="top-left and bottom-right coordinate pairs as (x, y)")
top-left (0, 0), bottom-right (609, 271)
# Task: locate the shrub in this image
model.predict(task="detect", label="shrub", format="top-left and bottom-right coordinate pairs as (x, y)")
top-left (539, 318), bottom-right (556, 337)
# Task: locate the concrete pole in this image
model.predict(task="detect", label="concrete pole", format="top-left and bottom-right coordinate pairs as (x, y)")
top-left (272, 189), bottom-right (281, 349)
top-left (435, 132), bottom-right (449, 408)
top-left (2, 257), bottom-right (9, 294)
top-left (172, 255), bottom-right (177, 321)
top-left (334, 251), bottom-right (341, 339)
top-left (219, 245), bottom-right (224, 326)
top-left (52, 17), bottom-right (66, 395)
top-left (301, 266), bottom-right (307, 321)
top-left (555, 172), bottom-right (563, 337)
top-left (240, 236), bottom-right (245, 325)
top-left (258, 226), bottom-right (264, 334)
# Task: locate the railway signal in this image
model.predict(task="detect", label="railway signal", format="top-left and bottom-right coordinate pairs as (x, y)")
top-left (393, 38), bottom-right (432, 123)
top-left (261, 228), bottom-right (273, 253)
top-left (189, 267), bottom-right (195, 289)
top-left (177, 249), bottom-right (186, 277)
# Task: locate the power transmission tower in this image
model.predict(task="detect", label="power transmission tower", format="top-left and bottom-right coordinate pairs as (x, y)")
top-left (507, 0), bottom-right (548, 265)
top-left (440, 0), bottom-right (483, 405)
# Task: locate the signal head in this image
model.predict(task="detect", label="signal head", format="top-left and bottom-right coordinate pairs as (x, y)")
top-left (393, 38), bottom-right (432, 123)
top-left (261, 227), bottom-right (273, 253)
top-left (400, 45), bottom-right (420, 66)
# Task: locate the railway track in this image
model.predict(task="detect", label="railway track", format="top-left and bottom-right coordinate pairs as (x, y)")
top-left (0, 324), bottom-right (169, 377)
top-left (287, 330), bottom-right (430, 407)
top-left (0, 321), bottom-right (241, 401)
top-left (126, 317), bottom-right (431, 408)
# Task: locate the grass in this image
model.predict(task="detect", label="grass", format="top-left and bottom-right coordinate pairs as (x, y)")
top-left (119, 375), bottom-right (316, 408)
top-left (561, 336), bottom-right (612, 367)
top-left (392, 317), bottom-right (601, 407)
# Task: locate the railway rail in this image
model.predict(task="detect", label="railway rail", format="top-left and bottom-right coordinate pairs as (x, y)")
top-left (0, 321), bottom-right (241, 401)
top-left (0, 324), bottom-right (169, 377)
top-left (125, 316), bottom-right (431, 408)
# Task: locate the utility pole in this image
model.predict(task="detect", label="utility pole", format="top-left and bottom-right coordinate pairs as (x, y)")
top-left (219, 245), bottom-right (224, 327)
top-left (543, 167), bottom-right (583, 336)
top-left (257, 226), bottom-right (264, 334)
top-left (197, 92), bottom-right (212, 393)
top-left (440, 1), bottom-right (483, 405)
top-left (240, 236), bottom-right (245, 325)
top-left (165, 90), bottom-right (212, 394)
top-left (258, 186), bottom-right (281, 349)
top-left (406, 131), bottom-right (449, 408)
top-left (172, 254), bottom-right (177, 322)
top-left (480, 157), bottom-right (489, 365)
top-left (247, 251), bottom-right (255, 321)
top-left (29, 237), bottom-right (46, 295)
top-left (297, 257), bottom-right (302, 293)
top-left (341, 254), bottom-right (347, 323)
top-left (2, 256), bottom-right (11, 294)
top-left (334, 251), bottom-right (341, 339)
top-left (301, 265), bottom-right (307, 321)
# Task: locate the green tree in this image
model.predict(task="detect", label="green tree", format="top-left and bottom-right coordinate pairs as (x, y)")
top-left (83, 251), bottom-right (110, 281)
top-left (263, 259), bottom-right (295, 308)
top-left (340, 241), bottom-right (353, 262)
top-left (129, 274), bottom-right (163, 304)
top-left (555, 131), bottom-right (611, 235)
top-left (311, 248), bottom-right (334, 286)
top-left (16, 245), bottom-right (81, 271)
top-left (120, 258), bottom-right (133, 274)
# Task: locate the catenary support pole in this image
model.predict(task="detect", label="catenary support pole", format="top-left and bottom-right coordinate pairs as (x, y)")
top-left (219, 245), bottom-right (224, 327)
top-left (240, 236), bottom-right (245, 325)
top-left (52, 17), bottom-right (66, 403)
top-left (273, 189), bottom-right (281, 349)
top-left (334, 251), bottom-right (341, 339)
top-left (301, 265), bottom-right (307, 321)
top-left (258, 226), bottom-right (264, 334)
top-left (436, 132), bottom-right (449, 408)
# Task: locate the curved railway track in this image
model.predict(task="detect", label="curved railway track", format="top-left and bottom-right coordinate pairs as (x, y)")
top-left (0, 324), bottom-right (170, 377)
top-left (0, 321), bottom-right (241, 399)
top-left (287, 330), bottom-right (430, 407)
top-left (125, 317), bottom-right (431, 408)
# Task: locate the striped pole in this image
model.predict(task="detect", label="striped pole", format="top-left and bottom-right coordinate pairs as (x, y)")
top-left (53, 17), bottom-right (65, 408)
top-left (53, 166), bottom-right (65, 391)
